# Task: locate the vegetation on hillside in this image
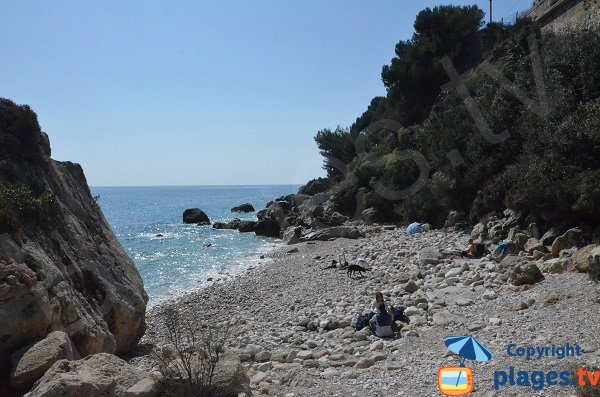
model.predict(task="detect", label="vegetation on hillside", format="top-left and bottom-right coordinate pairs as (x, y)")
top-left (315, 5), bottom-right (600, 228)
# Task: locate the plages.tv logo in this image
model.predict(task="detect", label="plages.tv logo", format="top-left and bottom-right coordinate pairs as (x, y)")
top-left (438, 336), bottom-right (493, 396)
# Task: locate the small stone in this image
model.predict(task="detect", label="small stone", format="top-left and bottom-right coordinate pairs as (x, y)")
top-left (510, 301), bottom-right (529, 311)
top-left (296, 351), bottom-right (314, 360)
top-left (355, 358), bottom-right (374, 369)
top-left (370, 341), bottom-right (384, 351)
top-left (255, 351), bottom-right (271, 362)
top-left (455, 297), bottom-right (474, 307)
top-left (404, 280), bottom-right (419, 293)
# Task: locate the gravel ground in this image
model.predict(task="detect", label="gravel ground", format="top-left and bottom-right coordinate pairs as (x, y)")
top-left (143, 225), bottom-right (600, 397)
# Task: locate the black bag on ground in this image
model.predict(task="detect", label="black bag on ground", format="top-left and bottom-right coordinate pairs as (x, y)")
top-left (393, 306), bottom-right (410, 324)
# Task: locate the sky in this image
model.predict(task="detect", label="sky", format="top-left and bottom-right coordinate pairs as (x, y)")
top-left (0, 0), bottom-right (531, 186)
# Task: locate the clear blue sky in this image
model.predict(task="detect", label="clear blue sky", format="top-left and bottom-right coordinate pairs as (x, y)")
top-left (0, 0), bottom-right (530, 186)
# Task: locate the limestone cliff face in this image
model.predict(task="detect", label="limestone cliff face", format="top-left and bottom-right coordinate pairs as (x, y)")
top-left (523, 0), bottom-right (600, 32)
top-left (0, 99), bottom-right (148, 368)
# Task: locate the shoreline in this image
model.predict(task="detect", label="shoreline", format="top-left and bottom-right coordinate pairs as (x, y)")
top-left (141, 224), bottom-right (600, 396)
top-left (145, 235), bottom-right (284, 309)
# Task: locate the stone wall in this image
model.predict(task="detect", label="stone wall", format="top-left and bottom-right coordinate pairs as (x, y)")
top-left (523, 0), bottom-right (600, 32)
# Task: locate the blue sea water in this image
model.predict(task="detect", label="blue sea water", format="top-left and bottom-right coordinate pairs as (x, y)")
top-left (91, 185), bottom-right (299, 305)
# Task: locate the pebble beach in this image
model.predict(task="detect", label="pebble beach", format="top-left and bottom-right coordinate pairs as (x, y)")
top-left (144, 224), bottom-right (600, 396)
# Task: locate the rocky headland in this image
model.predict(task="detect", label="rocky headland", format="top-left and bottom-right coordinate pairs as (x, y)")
top-left (0, 99), bottom-right (148, 395)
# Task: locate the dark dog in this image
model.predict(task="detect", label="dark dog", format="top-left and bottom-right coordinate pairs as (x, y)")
top-left (346, 264), bottom-right (369, 278)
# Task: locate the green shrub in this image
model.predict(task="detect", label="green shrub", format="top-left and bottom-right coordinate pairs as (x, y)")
top-left (314, 16), bottom-right (600, 226)
top-left (0, 183), bottom-right (55, 233)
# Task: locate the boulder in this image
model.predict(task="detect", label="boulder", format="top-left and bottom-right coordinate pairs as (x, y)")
top-left (210, 354), bottom-right (252, 397)
top-left (254, 216), bottom-right (281, 237)
top-left (237, 221), bottom-right (256, 233)
top-left (541, 227), bottom-right (562, 245)
top-left (497, 255), bottom-right (526, 274)
top-left (24, 353), bottom-right (160, 397)
top-left (361, 208), bottom-right (379, 224)
top-left (419, 247), bottom-right (442, 266)
top-left (509, 263), bottom-right (543, 286)
top-left (524, 238), bottom-right (546, 254)
top-left (329, 212), bottom-right (348, 226)
top-left (539, 258), bottom-right (571, 274)
top-left (511, 232), bottom-right (529, 252)
top-left (300, 226), bottom-right (363, 242)
top-left (551, 228), bottom-right (584, 257)
top-left (570, 245), bottom-right (598, 272)
top-left (183, 208), bottom-right (210, 225)
top-left (445, 211), bottom-right (467, 228)
top-left (587, 246), bottom-right (600, 273)
top-left (282, 227), bottom-right (302, 245)
top-left (311, 205), bottom-right (325, 218)
top-left (298, 178), bottom-right (332, 196)
top-left (10, 331), bottom-right (79, 391)
top-left (213, 219), bottom-right (241, 230)
top-left (231, 203), bottom-right (255, 213)
top-left (254, 201), bottom-right (293, 237)
top-left (471, 223), bottom-right (487, 240)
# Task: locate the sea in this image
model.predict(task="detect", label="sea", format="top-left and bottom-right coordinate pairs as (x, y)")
top-left (90, 185), bottom-right (300, 306)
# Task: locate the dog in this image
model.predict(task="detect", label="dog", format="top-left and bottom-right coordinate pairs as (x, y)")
top-left (346, 264), bottom-right (370, 278)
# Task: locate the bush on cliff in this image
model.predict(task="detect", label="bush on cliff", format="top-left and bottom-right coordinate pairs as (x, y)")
top-left (0, 183), bottom-right (56, 234)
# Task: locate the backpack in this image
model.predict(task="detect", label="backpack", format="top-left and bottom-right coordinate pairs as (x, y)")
top-left (393, 307), bottom-right (410, 324)
top-left (355, 314), bottom-right (367, 331)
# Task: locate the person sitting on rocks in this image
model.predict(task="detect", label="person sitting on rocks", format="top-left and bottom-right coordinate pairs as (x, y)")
top-left (369, 302), bottom-right (394, 337)
top-left (370, 292), bottom-right (394, 320)
top-left (461, 239), bottom-right (485, 258)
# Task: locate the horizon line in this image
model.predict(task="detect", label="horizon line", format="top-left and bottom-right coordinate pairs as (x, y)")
top-left (90, 183), bottom-right (304, 188)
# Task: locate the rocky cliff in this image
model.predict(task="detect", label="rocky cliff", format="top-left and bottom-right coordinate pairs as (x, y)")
top-left (524, 0), bottom-right (600, 32)
top-left (0, 99), bottom-right (148, 371)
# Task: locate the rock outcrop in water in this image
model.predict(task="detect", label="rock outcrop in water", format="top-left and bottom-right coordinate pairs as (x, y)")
top-left (183, 208), bottom-right (210, 225)
top-left (0, 99), bottom-right (147, 380)
top-left (231, 203), bottom-right (255, 213)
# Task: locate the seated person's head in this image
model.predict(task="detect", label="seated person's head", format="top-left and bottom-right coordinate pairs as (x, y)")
top-left (378, 302), bottom-right (386, 313)
top-left (375, 292), bottom-right (384, 303)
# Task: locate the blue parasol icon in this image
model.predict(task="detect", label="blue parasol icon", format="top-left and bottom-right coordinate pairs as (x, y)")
top-left (444, 336), bottom-right (493, 389)
top-left (445, 335), bottom-right (493, 364)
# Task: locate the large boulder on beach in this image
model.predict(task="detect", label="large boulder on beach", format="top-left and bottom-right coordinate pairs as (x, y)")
top-left (10, 331), bottom-right (78, 391)
top-left (571, 244), bottom-right (598, 272)
top-left (183, 208), bottom-right (210, 225)
top-left (283, 227), bottom-right (302, 245)
top-left (509, 263), bottom-right (543, 286)
top-left (24, 353), bottom-right (160, 397)
top-left (361, 208), bottom-right (379, 224)
top-left (300, 226), bottom-right (363, 242)
top-left (254, 201), bottom-right (292, 237)
top-left (541, 227), bottom-right (562, 245)
top-left (551, 228), bottom-right (583, 257)
top-left (254, 215), bottom-right (281, 237)
top-left (0, 100), bottom-right (147, 371)
top-left (238, 221), bottom-right (257, 233)
top-left (231, 203), bottom-right (255, 213)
